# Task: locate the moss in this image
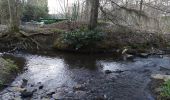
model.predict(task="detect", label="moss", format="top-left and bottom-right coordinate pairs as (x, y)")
top-left (160, 80), bottom-right (170, 98)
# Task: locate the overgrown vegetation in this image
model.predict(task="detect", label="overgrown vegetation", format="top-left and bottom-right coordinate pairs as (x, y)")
top-left (54, 29), bottom-right (104, 50)
top-left (160, 80), bottom-right (170, 98)
top-left (0, 58), bottom-right (18, 88)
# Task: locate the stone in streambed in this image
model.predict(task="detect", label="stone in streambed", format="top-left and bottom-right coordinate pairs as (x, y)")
top-left (138, 53), bottom-right (149, 58)
top-left (20, 88), bottom-right (36, 98)
top-left (46, 89), bottom-right (56, 95)
top-left (123, 54), bottom-right (134, 61)
top-left (21, 90), bottom-right (33, 98)
top-left (73, 84), bottom-right (86, 91)
top-left (21, 78), bottom-right (28, 88)
top-left (39, 85), bottom-right (43, 89)
top-left (52, 92), bottom-right (63, 99)
top-left (105, 70), bottom-right (112, 74)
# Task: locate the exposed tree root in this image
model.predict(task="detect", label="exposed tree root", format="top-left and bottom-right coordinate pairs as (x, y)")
top-left (0, 30), bottom-right (54, 51)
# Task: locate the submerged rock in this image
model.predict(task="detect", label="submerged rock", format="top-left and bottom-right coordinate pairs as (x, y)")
top-left (160, 66), bottom-right (170, 70)
top-left (1, 92), bottom-right (14, 100)
top-left (46, 89), bottom-right (56, 95)
top-left (75, 91), bottom-right (86, 98)
top-left (52, 92), bottom-right (63, 99)
top-left (73, 84), bottom-right (86, 91)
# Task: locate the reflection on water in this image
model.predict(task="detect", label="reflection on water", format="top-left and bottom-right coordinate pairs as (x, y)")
top-left (3, 51), bottom-right (170, 91)
top-left (2, 51), bottom-right (170, 99)
top-left (24, 55), bottom-right (75, 88)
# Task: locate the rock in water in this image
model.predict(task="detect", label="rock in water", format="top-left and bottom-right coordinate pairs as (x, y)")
top-left (46, 89), bottom-right (55, 95)
top-left (39, 85), bottom-right (43, 89)
top-left (139, 53), bottom-right (149, 58)
top-left (52, 93), bottom-right (63, 99)
top-left (20, 90), bottom-right (33, 98)
top-left (123, 54), bottom-right (134, 61)
top-left (73, 84), bottom-right (86, 91)
top-left (21, 79), bottom-right (28, 88)
top-left (105, 70), bottom-right (112, 74)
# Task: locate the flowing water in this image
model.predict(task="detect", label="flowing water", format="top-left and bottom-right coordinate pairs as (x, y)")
top-left (0, 51), bottom-right (170, 100)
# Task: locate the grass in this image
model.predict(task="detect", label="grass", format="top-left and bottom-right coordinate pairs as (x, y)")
top-left (0, 58), bottom-right (18, 88)
top-left (160, 80), bottom-right (170, 98)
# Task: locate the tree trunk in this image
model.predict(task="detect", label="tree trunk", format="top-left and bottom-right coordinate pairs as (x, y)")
top-left (88, 0), bottom-right (99, 30)
top-left (84, 0), bottom-right (90, 21)
top-left (140, 0), bottom-right (143, 13)
top-left (7, 0), bottom-right (20, 32)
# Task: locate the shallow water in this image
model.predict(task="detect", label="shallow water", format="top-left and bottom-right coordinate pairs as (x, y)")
top-left (0, 51), bottom-right (170, 100)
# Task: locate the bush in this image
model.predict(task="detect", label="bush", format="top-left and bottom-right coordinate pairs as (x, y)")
top-left (60, 29), bottom-right (104, 50)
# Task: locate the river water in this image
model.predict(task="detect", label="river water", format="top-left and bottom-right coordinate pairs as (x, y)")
top-left (0, 51), bottom-right (170, 100)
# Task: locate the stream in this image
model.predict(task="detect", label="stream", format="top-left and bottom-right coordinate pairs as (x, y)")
top-left (0, 51), bottom-right (170, 100)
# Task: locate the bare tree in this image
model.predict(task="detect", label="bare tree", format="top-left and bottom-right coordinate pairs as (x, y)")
top-left (7, 0), bottom-right (21, 32)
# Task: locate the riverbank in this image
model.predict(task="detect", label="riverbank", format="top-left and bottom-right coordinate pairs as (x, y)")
top-left (0, 55), bottom-right (24, 90)
top-left (0, 21), bottom-right (169, 54)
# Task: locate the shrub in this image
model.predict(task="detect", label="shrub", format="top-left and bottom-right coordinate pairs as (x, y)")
top-left (60, 29), bottom-right (104, 50)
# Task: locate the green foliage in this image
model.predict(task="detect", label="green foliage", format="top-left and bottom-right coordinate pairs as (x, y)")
top-left (0, 58), bottom-right (18, 89)
top-left (0, 80), bottom-right (3, 87)
top-left (61, 29), bottom-right (104, 50)
top-left (40, 19), bottom-right (67, 24)
top-left (160, 80), bottom-right (170, 97)
top-left (22, 4), bottom-right (49, 21)
top-left (0, 58), bottom-right (18, 76)
top-left (5, 59), bottom-right (18, 73)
